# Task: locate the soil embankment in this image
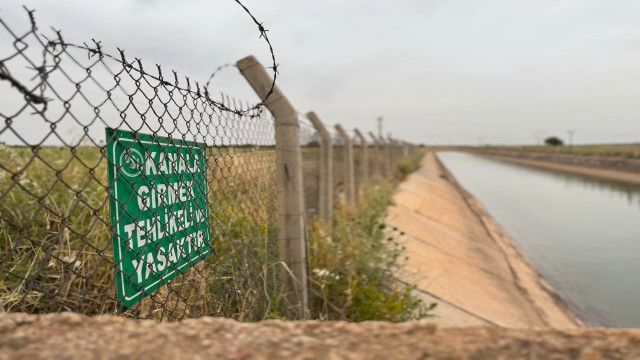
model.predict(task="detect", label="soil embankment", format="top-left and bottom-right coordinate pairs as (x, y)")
top-left (472, 150), bottom-right (640, 186)
top-left (2, 313), bottom-right (640, 359)
top-left (388, 152), bottom-right (582, 328)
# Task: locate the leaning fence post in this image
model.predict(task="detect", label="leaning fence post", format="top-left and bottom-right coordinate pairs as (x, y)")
top-left (237, 55), bottom-right (308, 319)
top-left (368, 132), bottom-right (381, 177)
top-left (353, 129), bottom-right (368, 195)
top-left (306, 112), bottom-right (332, 227)
top-left (335, 124), bottom-right (355, 205)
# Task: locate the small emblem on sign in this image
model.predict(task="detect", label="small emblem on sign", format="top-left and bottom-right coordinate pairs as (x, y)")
top-left (119, 148), bottom-right (144, 178)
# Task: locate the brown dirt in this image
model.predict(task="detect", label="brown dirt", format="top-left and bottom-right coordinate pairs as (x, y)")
top-left (1, 312), bottom-right (639, 359)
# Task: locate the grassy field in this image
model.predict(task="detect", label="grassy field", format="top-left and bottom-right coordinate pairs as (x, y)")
top-left (476, 144), bottom-right (640, 159)
top-left (0, 144), bottom-right (428, 321)
top-left (0, 144), bottom-right (279, 319)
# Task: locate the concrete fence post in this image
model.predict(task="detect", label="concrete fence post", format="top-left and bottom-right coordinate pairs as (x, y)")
top-left (387, 135), bottom-right (395, 170)
top-left (353, 129), bottom-right (368, 197)
top-left (335, 124), bottom-right (355, 205)
top-left (376, 135), bottom-right (386, 176)
top-left (237, 55), bottom-right (308, 319)
top-left (306, 112), bottom-right (332, 227)
top-left (368, 132), bottom-right (380, 178)
top-left (380, 135), bottom-right (391, 176)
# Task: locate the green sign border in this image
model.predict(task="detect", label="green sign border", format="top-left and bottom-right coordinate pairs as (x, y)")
top-left (106, 128), bottom-right (212, 310)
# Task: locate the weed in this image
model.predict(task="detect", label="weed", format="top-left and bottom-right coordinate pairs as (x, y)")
top-left (396, 154), bottom-right (424, 180)
top-left (0, 144), bottom-right (429, 322)
top-left (308, 179), bottom-right (431, 322)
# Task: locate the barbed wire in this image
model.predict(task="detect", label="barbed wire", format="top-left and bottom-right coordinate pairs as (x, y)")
top-left (0, 2), bottom-right (418, 322)
top-left (0, 1), bottom-right (278, 118)
top-left (0, 2), bottom-right (282, 320)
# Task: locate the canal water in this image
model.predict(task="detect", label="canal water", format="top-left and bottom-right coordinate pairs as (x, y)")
top-left (437, 152), bottom-right (640, 328)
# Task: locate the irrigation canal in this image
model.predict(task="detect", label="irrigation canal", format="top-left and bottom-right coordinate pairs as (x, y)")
top-left (438, 151), bottom-right (640, 328)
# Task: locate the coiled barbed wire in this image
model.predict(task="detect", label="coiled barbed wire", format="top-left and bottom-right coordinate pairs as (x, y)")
top-left (0, 1), bottom-right (278, 118)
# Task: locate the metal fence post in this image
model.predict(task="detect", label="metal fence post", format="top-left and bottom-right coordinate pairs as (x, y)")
top-left (353, 129), bottom-right (368, 196)
top-left (306, 112), bottom-right (332, 227)
top-left (237, 55), bottom-right (308, 319)
top-left (368, 132), bottom-right (381, 178)
top-left (335, 124), bottom-right (355, 205)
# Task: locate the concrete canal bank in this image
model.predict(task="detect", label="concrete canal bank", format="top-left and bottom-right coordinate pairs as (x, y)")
top-left (472, 150), bottom-right (640, 186)
top-left (389, 152), bottom-right (583, 328)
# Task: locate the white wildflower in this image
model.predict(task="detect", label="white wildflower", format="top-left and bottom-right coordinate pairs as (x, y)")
top-left (312, 268), bottom-right (330, 277)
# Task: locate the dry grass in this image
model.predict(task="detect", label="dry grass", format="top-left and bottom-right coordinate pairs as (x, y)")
top-left (0, 144), bottom-right (279, 320)
top-left (0, 143), bottom-right (427, 321)
top-left (478, 144), bottom-right (640, 159)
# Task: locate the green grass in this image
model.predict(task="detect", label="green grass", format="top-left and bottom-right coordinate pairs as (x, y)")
top-left (308, 178), bottom-right (432, 321)
top-left (396, 153), bottom-right (424, 180)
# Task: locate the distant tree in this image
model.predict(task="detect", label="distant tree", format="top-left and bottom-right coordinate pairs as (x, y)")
top-left (544, 136), bottom-right (564, 146)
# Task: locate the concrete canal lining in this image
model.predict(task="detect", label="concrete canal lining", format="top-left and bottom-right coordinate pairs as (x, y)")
top-left (389, 152), bottom-right (583, 328)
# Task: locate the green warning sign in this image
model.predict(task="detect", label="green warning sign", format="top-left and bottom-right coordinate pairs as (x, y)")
top-left (106, 128), bottom-right (212, 309)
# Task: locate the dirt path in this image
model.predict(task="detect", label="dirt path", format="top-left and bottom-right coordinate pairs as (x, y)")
top-left (388, 152), bottom-right (582, 328)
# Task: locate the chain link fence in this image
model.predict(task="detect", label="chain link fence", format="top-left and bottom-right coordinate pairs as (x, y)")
top-left (1, 8), bottom-right (417, 321)
top-left (0, 9), bottom-right (284, 320)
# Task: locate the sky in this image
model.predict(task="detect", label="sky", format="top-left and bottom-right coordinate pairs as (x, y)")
top-left (1, 0), bottom-right (639, 145)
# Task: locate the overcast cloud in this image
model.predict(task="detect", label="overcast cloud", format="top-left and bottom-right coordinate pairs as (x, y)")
top-left (2, 0), bottom-right (639, 145)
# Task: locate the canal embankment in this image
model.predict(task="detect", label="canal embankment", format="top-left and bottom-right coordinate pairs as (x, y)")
top-left (388, 152), bottom-right (583, 328)
top-left (471, 150), bottom-right (640, 186)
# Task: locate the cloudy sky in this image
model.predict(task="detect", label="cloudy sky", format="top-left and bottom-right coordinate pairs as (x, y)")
top-left (2, 0), bottom-right (639, 145)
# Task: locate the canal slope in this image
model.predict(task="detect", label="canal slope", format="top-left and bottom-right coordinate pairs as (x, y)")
top-left (389, 152), bottom-right (582, 328)
top-left (474, 150), bottom-right (640, 186)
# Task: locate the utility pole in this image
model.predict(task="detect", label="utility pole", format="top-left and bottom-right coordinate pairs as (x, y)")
top-left (567, 130), bottom-right (576, 150)
top-left (377, 116), bottom-right (383, 138)
top-left (532, 131), bottom-right (546, 146)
